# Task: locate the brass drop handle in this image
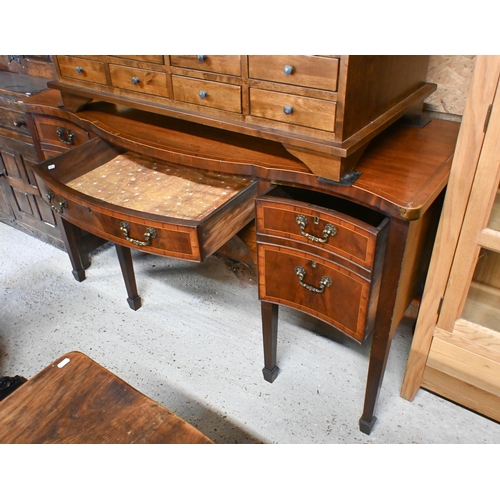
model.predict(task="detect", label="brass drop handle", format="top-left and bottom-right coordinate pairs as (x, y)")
top-left (119, 221), bottom-right (157, 247)
top-left (46, 189), bottom-right (68, 214)
top-left (56, 126), bottom-right (76, 145)
top-left (295, 266), bottom-right (332, 293)
top-left (295, 215), bottom-right (337, 243)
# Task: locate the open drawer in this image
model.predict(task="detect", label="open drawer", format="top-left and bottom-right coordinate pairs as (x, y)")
top-left (32, 137), bottom-right (258, 262)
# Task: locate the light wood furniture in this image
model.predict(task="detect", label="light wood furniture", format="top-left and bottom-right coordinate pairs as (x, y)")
top-left (401, 56), bottom-right (500, 422)
top-left (0, 351), bottom-right (212, 444)
top-left (48, 55), bottom-right (434, 182)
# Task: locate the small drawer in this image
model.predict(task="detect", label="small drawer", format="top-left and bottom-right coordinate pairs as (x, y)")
top-left (33, 116), bottom-right (90, 150)
top-left (248, 56), bottom-right (339, 91)
top-left (32, 137), bottom-right (258, 262)
top-left (172, 76), bottom-right (241, 113)
top-left (250, 88), bottom-right (336, 132)
top-left (256, 185), bottom-right (388, 271)
top-left (109, 64), bottom-right (169, 97)
top-left (258, 243), bottom-right (372, 342)
top-left (111, 55), bottom-right (164, 64)
top-left (170, 56), bottom-right (241, 76)
top-left (56, 56), bottom-right (107, 85)
top-left (0, 107), bottom-right (30, 136)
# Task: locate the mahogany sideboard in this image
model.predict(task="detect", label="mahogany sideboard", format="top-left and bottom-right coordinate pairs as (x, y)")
top-left (1, 56), bottom-right (461, 434)
top-left (20, 84), bottom-right (459, 433)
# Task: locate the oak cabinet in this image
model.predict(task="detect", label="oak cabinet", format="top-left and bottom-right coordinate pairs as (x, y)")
top-left (401, 56), bottom-right (500, 421)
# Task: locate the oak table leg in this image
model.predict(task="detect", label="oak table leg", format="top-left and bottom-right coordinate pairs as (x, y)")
top-left (359, 217), bottom-right (409, 434)
top-left (114, 244), bottom-right (142, 311)
top-left (262, 301), bottom-right (279, 382)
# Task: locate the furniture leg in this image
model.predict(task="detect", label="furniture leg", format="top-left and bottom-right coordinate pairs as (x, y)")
top-left (262, 301), bottom-right (279, 382)
top-left (114, 243), bottom-right (142, 310)
top-left (57, 215), bottom-right (87, 282)
top-left (359, 217), bottom-right (409, 434)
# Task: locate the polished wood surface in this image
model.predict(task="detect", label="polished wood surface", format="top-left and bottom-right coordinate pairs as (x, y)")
top-left (0, 351), bottom-right (212, 444)
top-left (25, 96), bottom-right (459, 433)
top-left (49, 55), bottom-right (434, 181)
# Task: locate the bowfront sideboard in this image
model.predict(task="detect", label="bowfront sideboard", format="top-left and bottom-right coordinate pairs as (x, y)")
top-left (10, 56), bottom-right (460, 434)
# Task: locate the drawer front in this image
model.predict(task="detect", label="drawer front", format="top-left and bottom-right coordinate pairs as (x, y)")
top-left (248, 56), bottom-right (339, 91)
top-left (0, 107), bottom-right (30, 136)
top-left (35, 175), bottom-right (200, 260)
top-left (256, 199), bottom-right (381, 270)
top-left (109, 64), bottom-right (169, 97)
top-left (56, 56), bottom-right (107, 84)
top-left (258, 244), bottom-right (370, 341)
top-left (33, 116), bottom-right (90, 149)
top-left (170, 55), bottom-right (242, 76)
top-left (250, 88), bottom-right (336, 132)
top-left (111, 55), bottom-right (164, 64)
top-left (172, 76), bottom-right (241, 113)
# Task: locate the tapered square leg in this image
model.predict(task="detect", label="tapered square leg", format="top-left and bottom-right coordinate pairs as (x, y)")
top-left (261, 301), bottom-right (279, 383)
top-left (114, 244), bottom-right (142, 311)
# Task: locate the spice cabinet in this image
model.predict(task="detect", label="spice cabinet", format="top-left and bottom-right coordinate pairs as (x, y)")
top-left (49, 55), bottom-right (434, 182)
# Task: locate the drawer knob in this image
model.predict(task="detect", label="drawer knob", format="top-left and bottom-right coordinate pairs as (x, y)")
top-left (56, 126), bottom-right (76, 145)
top-left (131, 77), bottom-right (141, 85)
top-left (199, 90), bottom-right (208, 99)
top-left (13, 120), bottom-right (26, 128)
top-left (283, 65), bottom-right (294, 75)
top-left (75, 66), bottom-right (84, 74)
top-left (197, 55), bottom-right (206, 62)
top-left (45, 190), bottom-right (68, 215)
top-left (119, 221), bottom-right (157, 247)
top-left (295, 266), bottom-right (332, 293)
top-left (296, 215), bottom-right (337, 243)
top-left (283, 105), bottom-right (293, 115)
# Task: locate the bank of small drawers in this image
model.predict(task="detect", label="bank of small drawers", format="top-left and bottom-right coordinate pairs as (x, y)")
top-left (255, 186), bottom-right (389, 342)
top-left (53, 55), bottom-right (339, 134)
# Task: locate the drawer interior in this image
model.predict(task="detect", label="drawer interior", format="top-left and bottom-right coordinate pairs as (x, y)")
top-left (38, 137), bottom-right (255, 220)
top-left (260, 185), bottom-right (387, 229)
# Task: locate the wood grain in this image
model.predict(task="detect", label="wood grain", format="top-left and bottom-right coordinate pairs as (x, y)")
top-left (401, 56), bottom-right (500, 401)
top-left (0, 352), bottom-right (212, 444)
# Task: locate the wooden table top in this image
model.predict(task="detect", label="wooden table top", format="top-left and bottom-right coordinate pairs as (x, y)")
top-left (0, 351), bottom-right (212, 444)
top-left (24, 89), bottom-right (461, 220)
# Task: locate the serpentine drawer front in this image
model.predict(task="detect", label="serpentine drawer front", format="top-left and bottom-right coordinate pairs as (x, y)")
top-left (256, 185), bottom-right (389, 342)
top-left (32, 136), bottom-right (258, 262)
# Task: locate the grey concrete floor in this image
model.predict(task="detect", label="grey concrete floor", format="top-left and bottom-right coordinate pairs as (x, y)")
top-left (1, 221), bottom-right (500, 445)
